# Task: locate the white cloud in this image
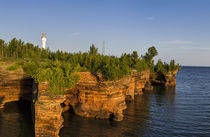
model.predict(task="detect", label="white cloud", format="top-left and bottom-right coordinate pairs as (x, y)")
top-left (164, 40), bottom-right (193, 45)
top-left (71, 32), bottom-right (80, 36)
top-left (180, 46), bottom-right (210, 50)
top-left (147, 17), bottom-right (154, 21)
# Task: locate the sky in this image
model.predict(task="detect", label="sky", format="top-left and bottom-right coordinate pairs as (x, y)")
top-left (0, 0), bottom-right (210, 66)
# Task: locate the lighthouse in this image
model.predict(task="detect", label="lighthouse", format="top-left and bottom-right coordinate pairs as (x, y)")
top-left (41, 32), bottom-right (47, 49)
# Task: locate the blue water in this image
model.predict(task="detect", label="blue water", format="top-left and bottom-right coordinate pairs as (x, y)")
top-left (1, 67), bottom-right (210, 137)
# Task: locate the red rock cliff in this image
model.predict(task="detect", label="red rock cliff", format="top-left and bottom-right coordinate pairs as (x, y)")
top-left (64, 70), bottom-right (151, 121)
top-left (150, 70), bottom-right (179, 87)
top-left (0, 70), bottom-right (33, 108)
top-left (33, 82), bottom-right (65, 137)
top-left (164, 69), bottom-right (179, 87)
top-left (0, 68), bottom-right (152, 136)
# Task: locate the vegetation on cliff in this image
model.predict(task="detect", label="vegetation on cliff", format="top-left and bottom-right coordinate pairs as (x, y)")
top-left (23, 60), bottom-right (80, 95)
top-left (0, 38), bottom-right (180, 94)
top-left (155, 59), bottom-right (181, 75)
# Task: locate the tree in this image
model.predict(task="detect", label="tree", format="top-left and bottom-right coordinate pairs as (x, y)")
top-left (89, 44), bottom-right (98, 55)
top-left (144, 46), bottom-right (158, 63)
top-left (0, 39), bottom-right (5, 46)
top-left (155, 59), bottom-right (167, 74)
top-left (169, 60), bottom-right (181, 71)
top-left (0, 39), bottom-right (6, 58)
top-left (8, 38), bottom-right (24, 58)
top-left (136, 58), bottom-right (149, 72)
top-left (131, 51), bottom-right (139, 68)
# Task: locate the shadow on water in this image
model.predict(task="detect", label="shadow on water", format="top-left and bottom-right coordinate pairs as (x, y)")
top-left (151, 86), bottom-right (176, 106)
top-left (1, 67), bottom-right (210, 136)
top-left (0, 100), bottom-right (34, 137)
top-left (0, 96), bottom-right (5, 107)
top-left (59, 86), bottom-right (177, 137)
top-left (59, 95), bottom-right (150, 137)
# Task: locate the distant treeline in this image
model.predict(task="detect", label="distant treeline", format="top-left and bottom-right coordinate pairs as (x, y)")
top-left (0, 38), bottom-right (180, 94)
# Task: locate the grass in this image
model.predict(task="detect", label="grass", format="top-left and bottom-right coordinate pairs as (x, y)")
top-left (7, 64), bottom-right (19, 71)
top-left (0, 60), bottom-right (24, 72)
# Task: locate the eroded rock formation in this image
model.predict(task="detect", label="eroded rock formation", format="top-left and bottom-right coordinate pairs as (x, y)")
top-left (150, 70), bottom-right (179, 87)
top-left (0, 70), bottom-right (33, 108)
top-left (33, 82), bottom-right (65, 137)
top-left (0, 66), bottom-right (178, 137)
top-left (0, 69), bottom-right (65, 137)
top-left (164, 70), bottom-right (179, 87)
top-left (63, 70), bottom-right (151, 121)
top-left (132, 70), bottom-right (151, 94)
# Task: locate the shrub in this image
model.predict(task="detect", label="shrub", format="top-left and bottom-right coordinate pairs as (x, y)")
top-left (7, 64), bottom-right (19, 71)
top-left (155, 59), bottom-right (181, 75)
top-left (23, 60), bottom-right (80, 95)
top-left (136, 58), bottom-right (149, 72)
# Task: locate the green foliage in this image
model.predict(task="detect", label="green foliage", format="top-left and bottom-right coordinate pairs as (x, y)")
top-left (155, 59), bottom-right (181, 75)
top-left (23, 60), bottom-right (39, 76)
top-left (7, 64), bottom-right (19, 71)
top-left (89, 44), bottom-right (98, 55)
top-left (155, 59), bottom-right (167, 75)
top-left (0, 37), bottom-right (180, 83)
top-left (136, 58), bottom-right (149, 72)
top-left (23, 60), bottom-right (80, 95)
top-left (98, 56), bottom-right (130, 80)
top-left (144, 46), bottom-right (158, 63)
top-left (168, 60), bottom-right (181, 71)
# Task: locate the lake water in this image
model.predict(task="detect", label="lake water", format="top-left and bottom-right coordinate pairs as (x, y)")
top-left (1, 67), bottom-right (210, 137)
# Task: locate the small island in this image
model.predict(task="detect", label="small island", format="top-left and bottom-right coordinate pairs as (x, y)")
top-left (0, 38), bottom-right (180, 137)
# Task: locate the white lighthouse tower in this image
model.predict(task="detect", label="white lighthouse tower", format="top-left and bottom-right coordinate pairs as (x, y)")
top-left (41, 32), bottom-right (47, 49)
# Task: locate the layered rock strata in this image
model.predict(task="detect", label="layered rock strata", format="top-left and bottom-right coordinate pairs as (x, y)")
top-left (132, 70), bottom-right (151, 94)
top-left (34, 82), bottom-right (65, 137)
top-left (0, 69), bottom-right (65, 137)
top-left (150, 70), bottom-right (179, 87)
top-left (0, 68), bottom-right (178, 137)
top-left (164, 70), bottom-right (179, 87)
top-left (64, 71), bottom-right (151, 121)
top-left (0, 70), bottom-right (33, 108)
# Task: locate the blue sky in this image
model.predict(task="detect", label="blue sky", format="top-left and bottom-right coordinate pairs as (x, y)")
top-left (0, 0), bottom-right (210, 66)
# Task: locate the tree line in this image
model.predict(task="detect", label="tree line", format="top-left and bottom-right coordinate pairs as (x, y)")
top-left (0, 38), bottom-right (180, 94)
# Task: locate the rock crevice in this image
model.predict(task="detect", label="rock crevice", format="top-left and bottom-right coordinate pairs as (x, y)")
top-left (63, 70), bottom-right (151, 121)
top-left (0, 69), bottom-right (178, 137)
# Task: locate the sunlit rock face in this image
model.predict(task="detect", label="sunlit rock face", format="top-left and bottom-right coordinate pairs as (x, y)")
top-left (164, 70), bottom-right (179, 87)
top-left (0, 67), bottom-right (178, 137)
top-left (0, 70), bottom-right (33, 108)
top-left (150, 70), bottom-right (179, 87)
top-left (64, 72), bottom-right (128, 121)
top-left (34, 82), bottom-right (65, 137)
top-left (133, 70), bottom-right (151, 94)
top-left (64, 71), bottom-right (151, 121)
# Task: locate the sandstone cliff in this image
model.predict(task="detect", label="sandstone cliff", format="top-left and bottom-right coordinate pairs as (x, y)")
top-left (0, 70), bottom-right (33, 108)
top-left (33, 82), bottom-right (65, 137)
top-left (0, 64), bottom-right (179, 137)
top-left (164, 69), bottom-right (179, 87)
top-left (150, 69), bottom-right (179, 87)
top-left (63, 70), bottom-right (151, 121)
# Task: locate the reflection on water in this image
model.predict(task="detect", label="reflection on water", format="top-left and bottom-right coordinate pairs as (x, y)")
top-left (1, 67), bottom-right (210, 137)
top-left (60, 87), bottom-right (176, 137)
top-left (60, 67), bottom-right (210, 137)
top-left (0, 100), bottom-right (34, 137)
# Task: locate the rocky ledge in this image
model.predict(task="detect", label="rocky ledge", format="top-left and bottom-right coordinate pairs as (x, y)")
top-left (63, 70), bottom-right (150, 121)
top-left (0, 70), bottom-right (33, 108)
top-left (33, 82), bottom-right (65, 137)
top-left (0, 68), bottom-right (178, 137)
top-left (150, 70), bottom-right (179, 87)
